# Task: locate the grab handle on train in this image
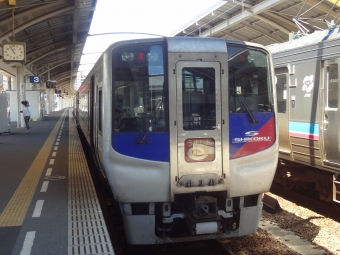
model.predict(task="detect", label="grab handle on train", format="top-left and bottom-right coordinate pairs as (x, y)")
top-left (324, 114), bottom-right (328, 130)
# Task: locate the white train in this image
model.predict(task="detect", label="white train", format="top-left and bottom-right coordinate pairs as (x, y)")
top-left (74, 37), bottom-right (278, 244)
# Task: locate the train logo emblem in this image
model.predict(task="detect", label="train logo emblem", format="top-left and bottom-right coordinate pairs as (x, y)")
top-left (232, 130), bottom-right (271, 143)
top-left (245, 131), bottom-right (259, 136)
top-left (302, 75), bottom-right (314, 97)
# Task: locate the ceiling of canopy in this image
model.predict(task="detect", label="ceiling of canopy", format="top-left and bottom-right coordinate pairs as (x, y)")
top-left (0, 0), bottom-right (97, 95)
top-left (175, 0), bottom-right (340, 47)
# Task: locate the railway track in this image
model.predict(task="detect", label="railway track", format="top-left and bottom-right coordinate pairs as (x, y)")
top-left (270, 182), bottom-right (340, 221)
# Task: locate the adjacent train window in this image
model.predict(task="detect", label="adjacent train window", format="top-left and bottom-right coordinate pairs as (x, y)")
top-left (275, 74), bottom-right (287, 113)
top-left (113, 44), bottom-right (167, 133)
top-left (181, 67), bottom-right (216, 130)
top-left (327, 64), bottom-right (338, 108)
top-left (228, 46), bottom-right (272, 113)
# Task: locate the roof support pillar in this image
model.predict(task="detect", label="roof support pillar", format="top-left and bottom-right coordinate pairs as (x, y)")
top-left (16, 64), bottom-right (25, 128)
top-left (45, 64), bottom-right (52, 114)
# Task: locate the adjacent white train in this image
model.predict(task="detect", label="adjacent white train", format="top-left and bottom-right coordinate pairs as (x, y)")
top-left (74, 37), bottom-right (278, 244)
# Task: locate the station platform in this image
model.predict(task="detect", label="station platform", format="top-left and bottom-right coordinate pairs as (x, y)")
top-left (0, 109), bottom-right (115, 255)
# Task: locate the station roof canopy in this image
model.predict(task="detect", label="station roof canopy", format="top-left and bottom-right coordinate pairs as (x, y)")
top-left (0, 0), bottom-right (338, 96)
top-left (175, 0), bottom-right (340, 46)
top-left (0, 0), bottom-right (97, 95)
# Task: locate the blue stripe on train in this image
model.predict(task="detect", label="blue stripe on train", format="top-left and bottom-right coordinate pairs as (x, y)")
top-left (113, 132), bottom-right (170, 162)
top-left (113, 112), bottom-right (274, 162)
top-left (289, 121), bottom-right (319, 140)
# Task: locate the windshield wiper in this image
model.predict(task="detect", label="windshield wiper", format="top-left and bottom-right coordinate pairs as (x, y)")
top-left (236, 94), bottom-right (259, 124)
top-left (136, 99), bottom-right (163, 144)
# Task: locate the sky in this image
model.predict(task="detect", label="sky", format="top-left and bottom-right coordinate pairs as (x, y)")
top-left (77, 0), bottom-right (225, 78)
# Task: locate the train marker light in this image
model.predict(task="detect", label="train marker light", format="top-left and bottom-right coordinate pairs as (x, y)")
top-left (138, 52), bottom-right (144, 61)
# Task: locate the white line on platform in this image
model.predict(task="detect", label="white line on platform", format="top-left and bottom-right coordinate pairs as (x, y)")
top-left (49, 159), bottom-right (55, 165)
top-left (40, 181), bottom-right (49, 192)
top-left (52, 152), bottom-right (56, 157)
top-left (32, 200), bottom-right (44, 217)
top-left (54, 146), bottom-right (58, 151)
top-left (20, 231), bottom-right (36, 255)
top-left (46, 168), bottom-right (52, 176)
top-left (55, 142), bottom-right (59, 146)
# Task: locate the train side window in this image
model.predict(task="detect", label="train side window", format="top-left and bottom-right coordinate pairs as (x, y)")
top-left (327, 64), bottom-right (338, 109)
top-left (98, 89), bottom-right (102, 132)
top-left (275, 74), bottom-right (287, 113)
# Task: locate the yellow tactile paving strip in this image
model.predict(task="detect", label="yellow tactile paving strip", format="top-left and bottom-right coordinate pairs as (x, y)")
top-left (68, 110), bottom-right (114, 255)
top-left (0, 111), bottom-right (66, 227)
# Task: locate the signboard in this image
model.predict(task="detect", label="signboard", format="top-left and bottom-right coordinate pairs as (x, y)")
top-left (184, 138), bottom-right (215, 162)
top-left (29, 76), bottom-right (41, 83)
top-left (46, 80), bottom-right (57, 88)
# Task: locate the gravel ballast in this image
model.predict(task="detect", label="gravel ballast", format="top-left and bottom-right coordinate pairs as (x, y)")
top-left (220, 192), bottom-right (340, 255)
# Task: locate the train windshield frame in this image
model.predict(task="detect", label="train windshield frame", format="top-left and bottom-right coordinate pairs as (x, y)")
top-left (112, 43), bottom-right (167, 135)
top-left (228, 45), bottom-right (273, 114)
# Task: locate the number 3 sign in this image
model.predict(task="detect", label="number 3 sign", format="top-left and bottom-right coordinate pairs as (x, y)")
top-left (29, 76), bottom-right (41, 83)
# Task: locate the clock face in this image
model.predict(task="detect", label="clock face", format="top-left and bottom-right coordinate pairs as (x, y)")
top-left (3, 43), bottom-right (25, 61)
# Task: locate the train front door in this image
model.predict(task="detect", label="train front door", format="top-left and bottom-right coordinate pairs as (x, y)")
top-left (176, 61), bottom-right (223, 187)
top-left (322, 59), bottom-right (340, 165)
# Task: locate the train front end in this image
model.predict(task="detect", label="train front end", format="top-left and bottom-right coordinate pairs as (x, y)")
top-left (104, 37), bottom-right (278, 244)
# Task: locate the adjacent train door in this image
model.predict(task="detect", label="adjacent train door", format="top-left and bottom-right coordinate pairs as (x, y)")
top-left (275, 68), bottom-right (291, 157)
top-left (322, 59), bottom-right (340, 165)
top-left (176, 61), bottom-right (223, 186)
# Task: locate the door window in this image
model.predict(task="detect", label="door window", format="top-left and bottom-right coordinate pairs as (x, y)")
top-left (276, 74), bottom-right (287, 113)
top-left (182, 67), bottom-right (216, 131)
top-left (327, 64), bottom-right (338, 109)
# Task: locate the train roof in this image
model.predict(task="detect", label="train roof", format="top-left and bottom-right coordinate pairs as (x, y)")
top-left (267, 28), bottom-right (340, 54)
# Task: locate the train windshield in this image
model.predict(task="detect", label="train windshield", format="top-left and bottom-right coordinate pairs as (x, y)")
top-left (113, 43), bottom-right (166, 133)
top-left (228, 46), bottom-right (272, 114)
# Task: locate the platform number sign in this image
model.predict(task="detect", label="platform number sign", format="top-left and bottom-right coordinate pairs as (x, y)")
top-left (29, 76), bottom-right (41, 83)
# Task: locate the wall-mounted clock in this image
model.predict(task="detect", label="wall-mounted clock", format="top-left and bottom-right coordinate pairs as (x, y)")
top-left (2, 42), bottom-right (26, 62)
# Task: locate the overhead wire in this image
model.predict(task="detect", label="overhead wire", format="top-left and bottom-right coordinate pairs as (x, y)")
top-left (324, 0), bottom-right (339, 22)
top-left (298, 0), bottom-right (325, 18)
top-left (295, 0), bottom-right (307, 19)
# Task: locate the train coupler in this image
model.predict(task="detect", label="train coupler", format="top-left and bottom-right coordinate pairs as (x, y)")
top-left (193, 196), bottom-right (218, 219)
